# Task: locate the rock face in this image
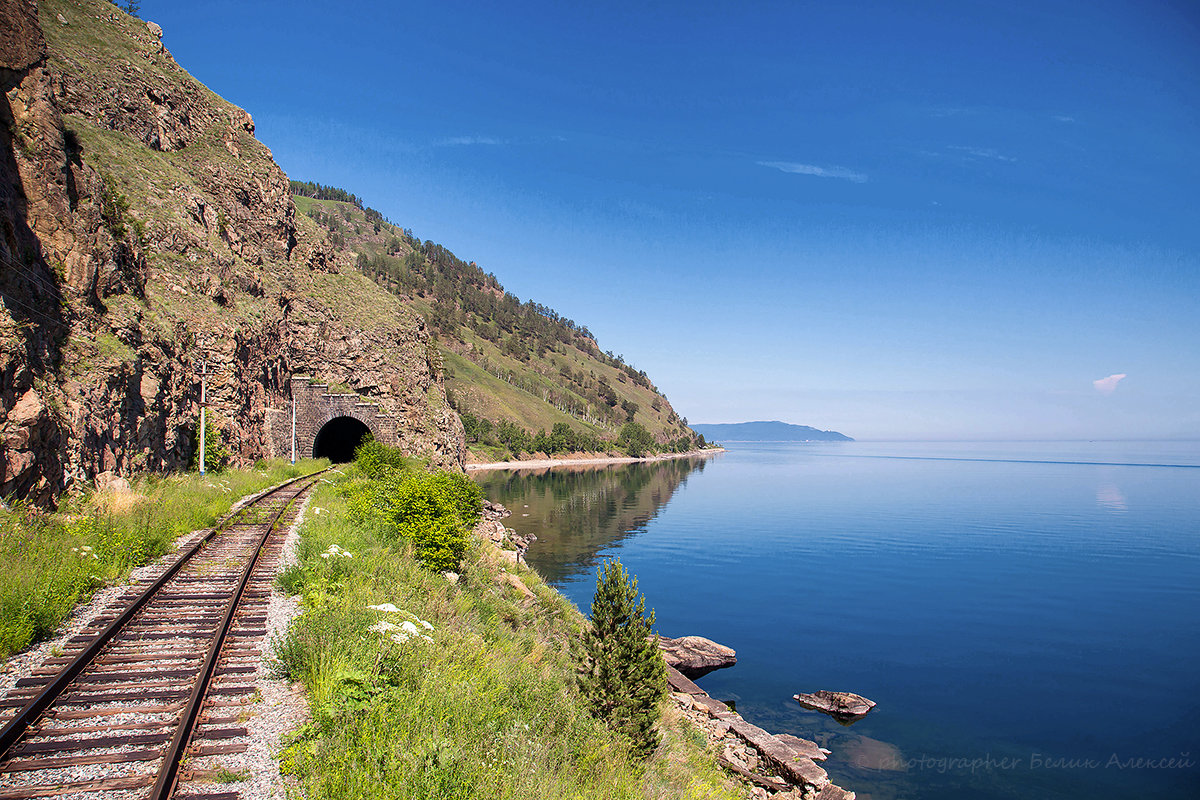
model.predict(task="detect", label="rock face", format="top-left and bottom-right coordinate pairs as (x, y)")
top-left (0, 0), bottom-right (464, 504)
top-left (657, 635), bottom-right (737, 678)
top-left (793, 690), bottom-right (876, 723)
top-left (476, 501), bottom-right (535, 563)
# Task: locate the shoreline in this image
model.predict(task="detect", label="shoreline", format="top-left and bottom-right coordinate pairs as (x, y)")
top-left (465, 447), bottom-right (725, 472)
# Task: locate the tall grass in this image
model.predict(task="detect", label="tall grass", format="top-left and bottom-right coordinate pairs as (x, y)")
top-left (0, 459), bottom-right (326, 660)
top-left (273, 463), bottom-right (748, 799)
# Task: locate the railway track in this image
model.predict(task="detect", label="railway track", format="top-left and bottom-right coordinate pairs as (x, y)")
top-left (0, 470), bottom-right (326, 800)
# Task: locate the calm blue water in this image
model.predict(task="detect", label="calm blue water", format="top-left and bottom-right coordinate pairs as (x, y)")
top-left (475, 442), bottom-right (1200, 799)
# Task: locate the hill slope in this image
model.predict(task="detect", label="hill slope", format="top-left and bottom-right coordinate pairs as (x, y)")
top-left (290, 189), bottom-right (703, 458)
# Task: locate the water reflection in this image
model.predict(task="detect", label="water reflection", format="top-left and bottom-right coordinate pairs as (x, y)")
top-left (473, 457), bottom-right (709, 584)
top-left (1096, 484), bottom-right (1127, 512)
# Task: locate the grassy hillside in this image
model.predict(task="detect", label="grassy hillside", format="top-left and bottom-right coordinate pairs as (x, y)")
top-left (272, 453), bottom-right (747, 800)
top-left (290, 189), bottom-right (703, 458)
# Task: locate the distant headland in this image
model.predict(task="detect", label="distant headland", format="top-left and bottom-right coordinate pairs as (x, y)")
top-left (692, 421), bottom-right (854, 442)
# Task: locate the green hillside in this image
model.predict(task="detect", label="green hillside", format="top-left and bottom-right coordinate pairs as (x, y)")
top-left (291, 186), bottom-right (703, 458)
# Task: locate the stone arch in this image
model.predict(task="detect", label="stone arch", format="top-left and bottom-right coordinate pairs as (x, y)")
top-left (312, 415), bottom-right (372, 462)
top-left (266, 378), bottom-right (401, 462)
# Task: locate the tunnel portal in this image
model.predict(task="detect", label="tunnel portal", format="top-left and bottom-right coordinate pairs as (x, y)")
top-left (312, 416), bottom-right (371, 463)
top-left (265, 378), bottom-right (401, 462)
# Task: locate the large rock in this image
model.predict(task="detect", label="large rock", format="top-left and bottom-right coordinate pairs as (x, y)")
top-left (793, 690), bottom-right (876, 723)
top-left (657, 635), bottom-right (736, 678)
top-left (774, 733), bottom-right (830, 762)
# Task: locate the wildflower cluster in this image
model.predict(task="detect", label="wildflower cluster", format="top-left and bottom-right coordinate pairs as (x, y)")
top-left (367, 602), bottom-right (435, 643)
top-left (320, 543), bottom-right (353, 559)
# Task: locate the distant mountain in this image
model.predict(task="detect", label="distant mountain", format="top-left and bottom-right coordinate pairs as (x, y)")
top-left (692, 421), bottom-right (853, 442)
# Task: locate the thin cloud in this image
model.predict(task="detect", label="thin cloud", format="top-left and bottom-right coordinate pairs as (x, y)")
top-left (947, 145), bottom-right (1016, 163)
top-left (1053, 114), bottom-right (1076, 123)
top-left (436, 135), bottom-right (504, 147)
top-left (930, 106), bottom-right (982, 118)
top-left (1093, 373), bottom-right (1127, 395)
top-left (758, 161), bottom-right (868, 183)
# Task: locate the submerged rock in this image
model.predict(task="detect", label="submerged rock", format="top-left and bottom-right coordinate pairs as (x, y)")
top-left (657, 635), bottom-right (737, 678)
top-left (793, 690), bottom-right (876, 723)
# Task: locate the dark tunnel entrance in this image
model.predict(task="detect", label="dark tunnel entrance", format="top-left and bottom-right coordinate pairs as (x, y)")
top-left (312, 416), bottom-right (371, 463)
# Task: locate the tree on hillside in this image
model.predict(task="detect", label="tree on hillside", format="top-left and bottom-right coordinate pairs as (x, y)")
top-left (617, 421), bottom-right (654, 458)
top-left (576, 559), bottom-right (666, 760)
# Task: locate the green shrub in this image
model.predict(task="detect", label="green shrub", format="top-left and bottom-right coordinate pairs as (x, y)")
top-left (380, 472), bottom-right (471, 572)
top-left (354, 437), bottom-right (415, 479)
top-left (344, 441), bottom-right (479, 571)
top-left (189, 418), bottom-right (232, 473)
top-left (429, 470), bottom-right (483, 528)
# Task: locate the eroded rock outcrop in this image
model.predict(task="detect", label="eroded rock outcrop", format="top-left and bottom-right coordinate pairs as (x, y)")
top-left (1, 0), bottom-right (464, 503)
top-left (667, 666), bottom-right (856, 799)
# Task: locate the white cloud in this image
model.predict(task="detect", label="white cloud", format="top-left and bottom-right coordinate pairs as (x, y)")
top-left (1053, 115), bottom-right (1076, 123)
top-left (757, 161), bottom-right (867, 183)
top-left (1092, 373), bottom-right (1127, 395)
top-left (947, 145), bottom-right (1016, 163)
top-left (437, 135), bottom-right (504, 147)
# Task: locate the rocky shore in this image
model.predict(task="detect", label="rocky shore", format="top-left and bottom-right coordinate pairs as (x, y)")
top-left (665, 664), bottom-right (857, 800)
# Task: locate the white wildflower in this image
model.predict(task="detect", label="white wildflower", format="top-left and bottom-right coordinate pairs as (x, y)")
top-left (320, 543), bottom-right (353, 559)
top-left (389, 631), bottom-right (413, 644)
top-left (369, 620), bottom-right (399, 633)
top-left (367, 603), bottom-right (401, 613)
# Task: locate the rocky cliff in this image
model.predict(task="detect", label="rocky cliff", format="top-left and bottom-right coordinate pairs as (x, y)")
top-left (1, 0), bottom-right (463, 504)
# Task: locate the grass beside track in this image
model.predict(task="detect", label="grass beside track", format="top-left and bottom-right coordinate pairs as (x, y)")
top-left (0, 459), bottom-right (327, 660)
top-left (274, 468), bottom-right (748, 800)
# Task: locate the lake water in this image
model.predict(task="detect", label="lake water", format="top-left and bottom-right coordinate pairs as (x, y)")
top-left (474, 441), bottom-right (1200, 799)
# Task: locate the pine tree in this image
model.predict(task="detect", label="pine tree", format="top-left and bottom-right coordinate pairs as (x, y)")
top-left (576, 558), bottom-right (666, 760)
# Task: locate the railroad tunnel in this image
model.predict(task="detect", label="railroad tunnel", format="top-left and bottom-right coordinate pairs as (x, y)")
top-left (268, 378), bottom-right (400, 462)
top-left (312, 415), bottom-right (371, 463)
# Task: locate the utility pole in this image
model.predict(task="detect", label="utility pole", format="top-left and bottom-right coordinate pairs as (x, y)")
top-left (290, 391), bottom-right (296, 465)
top-left (198, 362), bottom-right (208, 476)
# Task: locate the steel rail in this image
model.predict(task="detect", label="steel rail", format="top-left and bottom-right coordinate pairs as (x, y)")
top-left (0, 469), bottom-right (326, 759)
top-left (150, 474), bottom-right (317, 800)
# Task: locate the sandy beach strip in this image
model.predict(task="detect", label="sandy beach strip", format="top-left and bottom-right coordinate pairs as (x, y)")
top-left (465, 448), bottom-right (725, 472)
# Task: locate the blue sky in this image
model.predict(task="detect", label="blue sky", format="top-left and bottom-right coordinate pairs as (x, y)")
top-left (141, 0), bottom-right (1199, 439)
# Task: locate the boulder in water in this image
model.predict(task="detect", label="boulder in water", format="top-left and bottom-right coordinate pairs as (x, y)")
top-left (793, 690), bottom-right (876, 723)
top-left (657, 635), bottom-right (737, 678)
